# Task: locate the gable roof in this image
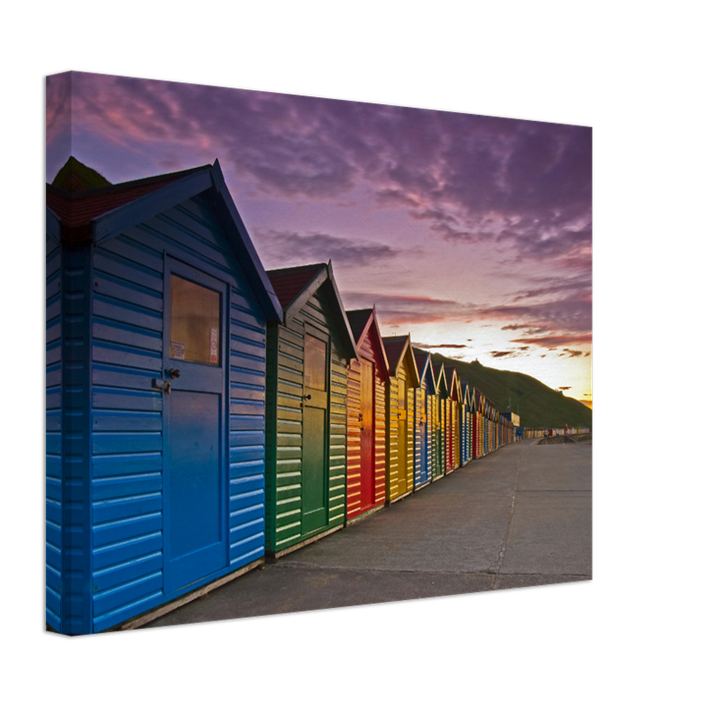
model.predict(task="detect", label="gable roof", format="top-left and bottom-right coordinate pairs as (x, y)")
top-left (472, 389), bottom-right (482, 414)
top-left (413, 349), bottom-right (434, 389)
top-left (382, 335), bottom-right (420, 388)
top-left (480, 392), bottom-right (488, 416)
top-left (46, 163), bottom-right (210, 235)
top-left (267, 263), bottom-right (327, 312)
top-left (46, 159), bottom-right (283, 323)
top-left (461, 381), bottom-right (473, 406)
top-left (267, 261), bottom-right (357, 361)
top-left (346, 308), bottom-right (373, 342)
top-left (469, 388), bottom-right (478, 413)
top-left (345, 307), bottom-right (390, 380)
top-left (444, 366), bottom-right (461, 400)
top-left (431, 363), bottom-right (447, 396)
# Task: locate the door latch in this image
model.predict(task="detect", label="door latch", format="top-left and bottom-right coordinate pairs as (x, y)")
top-left (152, 378), bottom-right (171, 394)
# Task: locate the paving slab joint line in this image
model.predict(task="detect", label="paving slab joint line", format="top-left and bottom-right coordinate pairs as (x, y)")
top-left (271, 562), bottom-right (495, 576)
top-left (491, 444), bottom-right (523, 589)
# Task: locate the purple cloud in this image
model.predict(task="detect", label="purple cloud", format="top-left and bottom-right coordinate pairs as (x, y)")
top-left (48, 74), bottom-right (591, 273)
top-left (260, 230), bottom-right (397, 267)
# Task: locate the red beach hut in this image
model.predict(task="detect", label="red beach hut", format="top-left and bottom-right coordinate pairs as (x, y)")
top-left (344, 308), bottom-right (390, 523)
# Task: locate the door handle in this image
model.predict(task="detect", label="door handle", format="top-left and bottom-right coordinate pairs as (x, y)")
top-left (153, 378), bottom-right (171, 395)
top-left (304, 394), bottom-right (312, 400)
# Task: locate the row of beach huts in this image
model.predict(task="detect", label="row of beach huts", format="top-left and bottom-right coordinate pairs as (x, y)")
top-left (45, 159), bottom-right (588, 635)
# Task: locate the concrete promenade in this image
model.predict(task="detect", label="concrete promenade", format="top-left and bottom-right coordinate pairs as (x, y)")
top-left (142, 437), bottom-right (592, 629)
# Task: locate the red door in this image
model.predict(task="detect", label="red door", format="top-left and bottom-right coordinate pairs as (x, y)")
top-left (359, 358), bottom-right (375, 509)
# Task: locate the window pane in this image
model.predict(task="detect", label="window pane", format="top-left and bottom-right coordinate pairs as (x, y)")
top-left (170, 275), bottom-right (220, 366)
top-left (305, 335), bottom-right (327, 390)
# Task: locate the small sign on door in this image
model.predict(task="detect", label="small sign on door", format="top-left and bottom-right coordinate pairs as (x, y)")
top-left (171, 340), bottom-right (185, 360)
top-left (210, 328), bottom-right (218, 364)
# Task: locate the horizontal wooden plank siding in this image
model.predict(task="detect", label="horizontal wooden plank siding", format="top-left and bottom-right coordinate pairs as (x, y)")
top-left (227, 282), bottom-right (267, 571)
top-left (266, 324), bottom-right (303, 551)
top-left (386, 355), bottom-right (415, 502)
top-left (385, 375), bottom-right (399, 500)
top-left (60, 244), bottom-right (93, 634)
top-left (46, 235), bottom-right (63, 632)
top-left (414, 383), bottom-right (430, 489)
top-left (346, 331), bottom-right (386, 520)
top-left (374, 375), bottom-right (387, 505)
top-left (328, 352), bottom-right (348, 527)
top-left (89, 196), bottom-right (268, 633)
top-left (47, 164), bottom-right (282, 632)
top-left (266, 287), bottom-right (349, 553)
top-left (406, 377), bottom-right (415, 493)
top-left (430, 394), bottom-right (440, 479)
top-left (90, 227), bottom-right (171, 631)
top-left (345, 357), bottom-right (362, 518)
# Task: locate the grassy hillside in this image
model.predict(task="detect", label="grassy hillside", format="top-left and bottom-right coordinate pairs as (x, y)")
top-left (421, 349), bottom-right (592, 429)
top-left (51, 156), bottom-right (112, 191)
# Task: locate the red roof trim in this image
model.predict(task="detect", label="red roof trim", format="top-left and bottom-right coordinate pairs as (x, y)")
top-left (45, 164), bottom-right (209, 229)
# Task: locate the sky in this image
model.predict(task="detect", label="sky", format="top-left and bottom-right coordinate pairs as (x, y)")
top-left (46, 71), bottom-right (592, 405)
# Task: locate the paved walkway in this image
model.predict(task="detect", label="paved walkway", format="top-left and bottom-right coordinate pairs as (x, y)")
top-left (143, 437), bottom-right (592, 629)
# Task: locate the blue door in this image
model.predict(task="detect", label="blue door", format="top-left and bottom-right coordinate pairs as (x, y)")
top-left (162, 259), bottom-right (227, 594)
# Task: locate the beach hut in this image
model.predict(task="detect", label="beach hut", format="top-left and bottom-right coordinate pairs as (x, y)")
top-left (460, 382), bottom-right (472, 466)
top-left (458, 380), bottom-right (466, 466)
top-left (344, 308), bottom-right (389, 523)
top-left (264, 262), bottom-right (357, 557)
top-left (482, 396), bottom-right (490, 456)
top-left (491, 407), bottom-right (498, 451)
top-left (45, 158), bottom-right (282, 635)
top-left (431, 364), bottom-right (448, 482)
top-left (443, 367), bottom-right (462, 473)
top-left (425, 359), bottom-right (442, 482)
top-left (470, 388), bottom-right (480, 459)
top-left (488, 405), bottom-right (495, 451)
top-left (413, 350), bottom-right (434, 491)
top-left (382, 336), bottom-right (420, 503)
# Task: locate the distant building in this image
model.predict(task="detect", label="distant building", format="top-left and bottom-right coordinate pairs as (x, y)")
top-left (501, 411), bottom-right (520, 427)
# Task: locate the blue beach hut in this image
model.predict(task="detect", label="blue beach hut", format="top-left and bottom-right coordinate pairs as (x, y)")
top-left (45, 158), bottom-right (282, 634)
top-left (413, 350), bottom-right (434, 491)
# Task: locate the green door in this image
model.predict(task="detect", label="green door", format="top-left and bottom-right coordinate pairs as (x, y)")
top-left (302, 331), bottom-right (329, 535)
